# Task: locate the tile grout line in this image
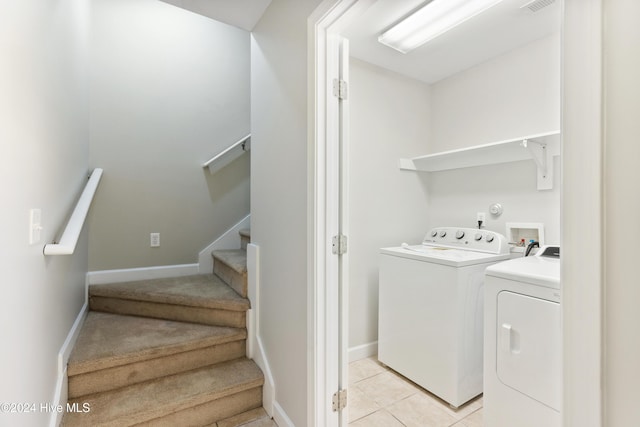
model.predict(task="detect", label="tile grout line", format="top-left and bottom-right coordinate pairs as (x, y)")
top-left (386, 408), bottom-right (409, 427)
top-left (351, 369), bottom-right (390, 385)
top-left (348, 408), bottom-right (379, 424)
top-left (348, 359), bottom-right (484, 427)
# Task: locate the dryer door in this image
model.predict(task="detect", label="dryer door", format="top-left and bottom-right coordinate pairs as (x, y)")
top-left (496, 291), bottom-right (561, 410)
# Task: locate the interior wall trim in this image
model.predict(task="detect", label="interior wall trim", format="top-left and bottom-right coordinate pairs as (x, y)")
top-left (87, 264), bottom-right (199, 285)
top-left (50, 299), bottom-right (89, 427)
top-left (348, 341), bottom-right (378, 362)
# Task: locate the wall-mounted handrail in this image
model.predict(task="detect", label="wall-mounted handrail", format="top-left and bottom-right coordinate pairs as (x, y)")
top-left (203, 134), bottom-right (251, 175)
top-left (44, 168), bottom-right (103, 256)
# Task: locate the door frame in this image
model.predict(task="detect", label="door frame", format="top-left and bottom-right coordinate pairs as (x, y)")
top-left (308, 1), bottom-right (376, 425)
top-left (307, 2), bottom-right (359, 426)
top-left (561, 0), bottom-right (604, 425)
top-left (308, 0), bottom-right (605, 426)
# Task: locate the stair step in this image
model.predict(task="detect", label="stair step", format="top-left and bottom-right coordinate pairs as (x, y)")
top-left (62, 358), bottom-right (263, 427)
top-left (239, 228), bottom-right (251, 251)
top-left (68, 312), bottom-right (246, 398)
top-left (215, 407), bottom-right (275, 427)
top-left (212, 249), bottom-right (248, 298)
top-left (89, 274), bottom-right (249, 328)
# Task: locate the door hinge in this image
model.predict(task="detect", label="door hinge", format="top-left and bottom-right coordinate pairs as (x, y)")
top-left (332, 389), bottom-right (348, 412)
top-left (333, 78), bottom-right (348, 100)
top-left (332, 234), bottom-right (347, 255)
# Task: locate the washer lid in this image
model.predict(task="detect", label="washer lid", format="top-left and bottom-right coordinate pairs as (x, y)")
top-left (485, 256), bottom-right (560, 289)
top-left (381, 245), bottom-right (510, 267)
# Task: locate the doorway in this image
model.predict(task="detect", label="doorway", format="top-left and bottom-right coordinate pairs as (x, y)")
top-left (309, 0), bottom-right (604, 426)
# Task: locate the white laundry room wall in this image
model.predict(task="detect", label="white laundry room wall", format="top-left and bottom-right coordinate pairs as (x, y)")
top-left (346, 33), bottom-right (561, 358)
top-left (427, 33), bottom-right (561, 244)
top-left (348, 59), bottom-right (431, 359)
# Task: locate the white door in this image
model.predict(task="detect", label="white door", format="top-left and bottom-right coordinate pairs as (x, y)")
top-left (326, 32), bottom-right (351, 426)
top-left (310, 1), bottom-right (362, 424)
top-left (496, 291), bottom-right (561, 410)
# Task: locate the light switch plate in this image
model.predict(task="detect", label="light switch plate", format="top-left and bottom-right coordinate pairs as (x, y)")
top-left (30, 209), bottom-right (42, 245)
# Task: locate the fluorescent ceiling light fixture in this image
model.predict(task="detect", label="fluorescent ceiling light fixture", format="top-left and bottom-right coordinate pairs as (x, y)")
top-left (379, 0), bottom-right (505, 53)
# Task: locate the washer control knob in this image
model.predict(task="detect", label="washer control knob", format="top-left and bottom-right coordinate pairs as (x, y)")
top-left (438, 230), bottom-right (447, 238)
top-left (431, 230), bottom-right (438, 238)
top-left (455, 230), bottom-right (465, 239)
top-left (474, 233), bottom-right (483, 241)
top-left (486, 234), bottom-right (495, 243)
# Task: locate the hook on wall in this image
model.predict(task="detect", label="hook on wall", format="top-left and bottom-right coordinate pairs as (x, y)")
top-left (489, 203), bottom-right (503, 217)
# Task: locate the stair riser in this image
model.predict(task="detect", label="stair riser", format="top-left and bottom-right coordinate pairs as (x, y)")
top-left (136, 387), bottom-right (262, 427)
top-left (213, 262), bottom-right (248, 298)
top-left (65, 274), bottom-right (261, 427)
top-left (68, 340), bottom-right (246, 399)
top-left (239, 229), bottom-right (251, 251)
top-left (63, 381), bottom-right (263, 427)
top-left (240, 235), bottom-right (250, 251)
top-left (90, 297), bottom-right (246, 328)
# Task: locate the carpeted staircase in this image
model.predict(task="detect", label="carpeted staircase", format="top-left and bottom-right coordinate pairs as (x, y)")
top-left (62, 229), bottom-right (272, 427)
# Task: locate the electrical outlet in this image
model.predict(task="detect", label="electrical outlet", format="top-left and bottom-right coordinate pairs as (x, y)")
top-left (477, 212), bottom-right (486, 222)
top-left (150, 233), bottom-right (160, 247)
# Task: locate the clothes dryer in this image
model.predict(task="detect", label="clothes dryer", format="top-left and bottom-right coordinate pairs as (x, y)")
top-left (484, 246), bottom-right (561, 427)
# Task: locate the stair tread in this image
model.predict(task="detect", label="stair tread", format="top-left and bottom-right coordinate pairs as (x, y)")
top-left (68, 312), bottom-right (246, 376)
top-left (215, 408), bottom-right (275, 427)
top-left (212, 249), bottom-right (248, 274)
top-left (90, 274), bottom-right (249, 312)
top-left (64, 358), bottom-right (263, 426)
top-left (238, 228), bottom-right (251, 238)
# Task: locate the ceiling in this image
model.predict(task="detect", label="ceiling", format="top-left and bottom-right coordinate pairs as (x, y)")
top-left (159, 0), bottom-right (272, 31)
top-left (342, 0), bottom-right (561, 84)
top-left (157, 0), bottom-right (560, 83)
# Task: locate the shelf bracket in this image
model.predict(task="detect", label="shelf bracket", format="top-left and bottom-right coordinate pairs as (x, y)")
top-left (521, 139), bottom-right (553, 190)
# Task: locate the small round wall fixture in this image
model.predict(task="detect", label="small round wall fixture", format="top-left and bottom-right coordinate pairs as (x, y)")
top-left (489, 203), bottom-right (503, 217)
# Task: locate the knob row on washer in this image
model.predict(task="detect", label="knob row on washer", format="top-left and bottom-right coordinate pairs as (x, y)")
top-left (430, 230), bottom-right (495, 242)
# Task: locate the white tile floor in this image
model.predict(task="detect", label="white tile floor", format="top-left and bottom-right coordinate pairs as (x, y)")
top-left (348, 357), bottom-right (483, 427)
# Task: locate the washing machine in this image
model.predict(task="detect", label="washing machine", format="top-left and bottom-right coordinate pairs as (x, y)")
top-left (378, 227), bottom-right (509, 408)
top-left (484, 246), bottom-right (561, 427)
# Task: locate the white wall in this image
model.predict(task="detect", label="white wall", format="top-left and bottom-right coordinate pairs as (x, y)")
top-left (89, 0), bottom-right (250, 271)
top-left (250, 0), bottom-right (323, 425)
top-left (603, 0), bottom-right (640, 423)
top-left (348, 59), bottom-right (431, 353)
top-left (426, 157), bottom-right (561, 244)
top-left (430, 33), bottom-right (561, 152)
top-left (346, 33), bottom-right (561, 357)
top-left (0, 1), bottom-right (90, 426)
top-left (427, 33), bottom-right (561, 243)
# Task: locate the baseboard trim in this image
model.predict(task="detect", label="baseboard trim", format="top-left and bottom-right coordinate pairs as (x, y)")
top-left (87, 215), bottom-right (250, 284)
top-left (198, 214), bottom-right (251, 274)
top-left (246, 244), bottom-right (276, 417)
top-left (255, 335), bottom-right (276, 417)
top-left (349, 341), bottom-right (378, 362)
top-left (273, 401), bottom-right (296, 427)
top-left (87, 264), bottom-right (199, 285)
top-left (50, 301), bottom-right (89, 427)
